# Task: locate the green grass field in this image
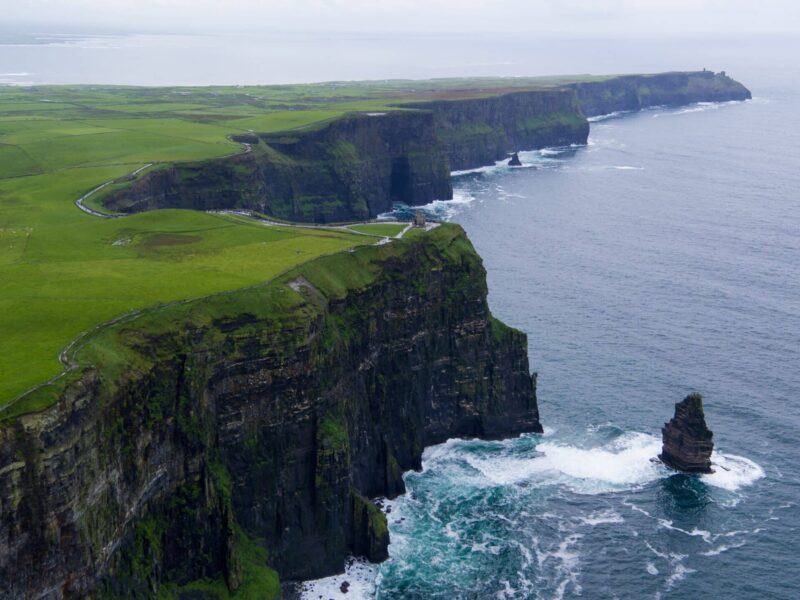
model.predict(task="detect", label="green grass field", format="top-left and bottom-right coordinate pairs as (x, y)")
top-left (0, 75), bottom-right (601, 408)
top-left (347, 223), bottom-right (407, 237)
top-left (0, 87), bottom-right (384, 406)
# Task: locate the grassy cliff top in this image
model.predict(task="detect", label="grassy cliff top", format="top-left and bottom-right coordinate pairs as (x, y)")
top-left (0, 76), bottom-right (577, 407)
top-left (0, 72), bottom-right (709, 408)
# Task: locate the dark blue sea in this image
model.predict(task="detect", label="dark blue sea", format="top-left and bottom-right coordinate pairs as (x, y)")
top-left (303, 72), bottom-right (800, 599)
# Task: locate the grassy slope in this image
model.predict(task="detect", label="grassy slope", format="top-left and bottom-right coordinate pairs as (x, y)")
top-left (347, 223), bottom-right (407, 237)
top-left (0, 75), bottom-right (602, 407)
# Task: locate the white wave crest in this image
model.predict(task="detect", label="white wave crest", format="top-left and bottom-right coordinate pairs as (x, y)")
top-left (657, 519), bottom-right (712, 543)
top-left (299, 557), bottom-right (377, 600)
top-left (587, 110), bottom-right (632, 122)
top-left (578, 509), bottom-right (625, 526)
top-left (452, 432), bottom-right (663, 494)
top-left (651, 100), bottom-right (744, 118)
top-left (703, 452), bottom-right (765, 491)
top-left (701, 540), bottom-right (747, 556)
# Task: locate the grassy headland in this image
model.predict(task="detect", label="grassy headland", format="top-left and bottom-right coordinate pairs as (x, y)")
top-left (6, 71), bottom-right (732, 408)
top-left (0, 77), bottom-right (585, 407)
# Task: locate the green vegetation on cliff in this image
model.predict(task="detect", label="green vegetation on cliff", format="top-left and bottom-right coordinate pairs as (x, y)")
top-left (0, 71), bottom-right (749, 410)
top-left (0, 222), bottom-right (542, 597)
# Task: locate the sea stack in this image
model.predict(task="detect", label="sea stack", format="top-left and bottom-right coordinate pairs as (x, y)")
top-left (508, 152), bottom-right (522, 166)
top-left (659, 393), bottom-right (714, 473)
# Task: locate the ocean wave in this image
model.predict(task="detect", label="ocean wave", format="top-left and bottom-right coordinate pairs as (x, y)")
top-left (587, 110), bottom-right (633, 122)
top-left (429, 431), bottom-right (665, 494)
top-left (657, 519), bottom-right (713, 543)
top-left (651, 100), bottom-right (745, 118)
top-left (700, 540), bottom-right (747, 556)
top-left (703, 452), bottom-right (765, 491)
top-left (298, 557), bottom-right (377, 600)
top-left (450, 146), bottom-right (577, 178)
top-left (422, 430), bottom-right (764, 498)
top-left (577, 509), bottom-right (625, 526)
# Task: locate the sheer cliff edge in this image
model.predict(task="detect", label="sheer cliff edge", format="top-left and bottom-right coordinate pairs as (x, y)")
top-left (101, 71), bottom-right (750, 223)
top-left (0, 225), bottom-right (541, 598)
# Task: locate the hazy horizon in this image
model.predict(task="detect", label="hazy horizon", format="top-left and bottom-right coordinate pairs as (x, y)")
top-left (2, 2), bottom-right (799, 88)
top-left (4, 0), bottom-right (800, 37)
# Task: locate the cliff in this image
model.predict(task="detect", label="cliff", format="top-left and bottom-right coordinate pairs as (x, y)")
top-left (569, 70), bottom-right (751, 118)
top-left (100, 71), bottom-right (750, 223)
top-left (101, 90), bottom-right (589, 221)
top-left (404, 89), bottom-right (589, 171)
top-left (102, 111), bottom-right (453, 223)
top-left (0, 225), bottom-right (542, 598)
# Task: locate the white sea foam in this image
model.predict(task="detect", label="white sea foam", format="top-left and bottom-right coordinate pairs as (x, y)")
top-left (298, 557), bottom-right (378, 600)
top-left (578, 509), bottom-right (625, 526)
top-left (533, 432), bottom-right (664, 489)
top-left (587, 110), bottom-right (632, 122)
top-left (701, 541), bottom-right (747, 556)
top-left (665, 563), bottom-right (696, 590)
top-left (405, 188), bottom-right (476, 221)
top-left (425, 433), bottom-right (763, 498)
top-left (646, 562), bottom-right (659, 575)
top-left (450, 161), bottom-right (505, 177)
top-left (435, 432), bottom-right (663, 494)
top-left (450, 146), bottom-right (573, 178)
top-left (657, 519), bottom-right (712, 543)
top-left (703, 452), bottom-right (765, 491)
top-left (651, 100), bottom-right (744, 118)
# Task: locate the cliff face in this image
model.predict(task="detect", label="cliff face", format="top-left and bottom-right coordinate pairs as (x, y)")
top-left (0, 225), bottom-right (542, 598)
top-left (102, 90), bottom-right (590, 221)
top-left (103, 111), bottom-right (453, 223)
top-left (569, 70), bottom-right (752, 117)
top-left (101, 71), bottom-right (750, 222)
top-left (406, 89), bottom-right (589, 171)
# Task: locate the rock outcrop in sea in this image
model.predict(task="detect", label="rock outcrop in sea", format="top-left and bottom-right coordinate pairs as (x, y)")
top-left (508, 152), bottom-right (522, 166)
top-left (659, 393), bottom-right (714, 473)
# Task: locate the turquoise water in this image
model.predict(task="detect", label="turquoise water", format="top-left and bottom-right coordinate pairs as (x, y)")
top-left (303, 73), bottom-right (800, 599)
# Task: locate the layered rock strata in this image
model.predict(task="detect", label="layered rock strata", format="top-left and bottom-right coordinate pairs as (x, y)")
top-left (0, 225), bottom-right (542, 598)
top-left (101, 71), bottom-right (750, 223)
top-left (659, 393), bottom-right (715, 473)
top-left (569, 70), bottom-right (751, 118)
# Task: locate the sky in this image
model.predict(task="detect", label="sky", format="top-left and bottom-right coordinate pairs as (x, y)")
top-left (5, 0), bottom-right (800, 37)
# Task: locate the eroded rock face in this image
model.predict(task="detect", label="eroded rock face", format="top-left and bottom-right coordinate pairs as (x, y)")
top-left (508, 152), bottom-right (522, 167)
top-left (659, 393), bottom-right (714, 473)
top-left (408, 89), bottom-right (588, 172)
top-left (0, 225), bottom-right (542, 598)
top-left (569, 70), bottom-right (751, 118)
top-left (100, 71), bottom-right (751, 224)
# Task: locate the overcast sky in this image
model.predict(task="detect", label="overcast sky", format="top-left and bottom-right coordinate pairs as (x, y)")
top-left (6, 0), bottom-right (800, 37)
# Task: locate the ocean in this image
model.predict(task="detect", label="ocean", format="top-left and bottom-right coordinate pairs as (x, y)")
top-left (304, 69), bottom-right (800, 599)
top-left (3, 29), bottom-right (798, 600)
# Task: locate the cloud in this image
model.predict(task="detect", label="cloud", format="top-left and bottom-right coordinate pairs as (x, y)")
top-left (4, 0), bottom-right (799, 36)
